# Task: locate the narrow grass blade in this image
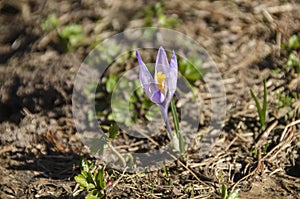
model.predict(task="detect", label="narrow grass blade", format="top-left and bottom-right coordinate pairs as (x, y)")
top-left (262, 79), bottom-right (267, 129)
top-left (170, 99), bottom-right (180, 134)
top-left (170, 99), bottom-right (185, 157)
top-left (250, 89), bottom-right (263, 126)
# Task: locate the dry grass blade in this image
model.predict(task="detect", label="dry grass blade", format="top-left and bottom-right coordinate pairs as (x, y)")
top-left (262, 119), bottom-right (300, 162)
top-left (232, 119), bottom-right (300, 191)
top-left (255, 120), bottom-right (278, 149)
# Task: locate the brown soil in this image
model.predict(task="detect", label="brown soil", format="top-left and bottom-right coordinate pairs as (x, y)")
top-left (0, 0), bottom-right (300, 198)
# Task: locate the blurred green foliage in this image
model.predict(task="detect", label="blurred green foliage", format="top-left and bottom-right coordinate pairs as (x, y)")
top-left (282, 35), bottom-right (300, 53)
top-left (58, 23), bottom-right (85, 51)
top-left (144, 2), bottom-right (181, 28)
top-left (41, 14), bottom-right (59, 31)
top-left (105, 74), bottom-right (118, 93)
top-left (108, 123), bottom-right (119, 139)
top-left (108, 77), bottom-right (141, 127)
top-left (275, 91), bottom-right (296, 109)
top-left (282, 34), bottom-right (300, 73)
top-left (178, 56), bottom-right (203, 83)
top-left (92, 43), bottom-right (120, 64)
top-left (41, 14), bottom-right (86, 52)
top-left (286, 52), bottom-right (300, 73)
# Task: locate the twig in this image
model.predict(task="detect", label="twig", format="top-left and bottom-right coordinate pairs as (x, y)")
top-left (0, 145), bottom-right (14, 154)
top-left (131, 126), bottom-right (160, 147)
top-left (232, 119), bottom-right (299, 190)
top-left (166, 151), bottom-right (213, 187)
top-left (279, 119), bottom-right (300, 142)
top-left (266, 4), bottom-right (294, 14)
top-left (106, 167), bottom-right (128, 193)
top-left (260, 119), bottom-right (299, 162)
top-left (107, 141), bottom-right (126, 167)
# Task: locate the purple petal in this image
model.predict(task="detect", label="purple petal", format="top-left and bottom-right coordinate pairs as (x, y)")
top-left (169, 51), bottom-right (178, 70)
top-left (167, 51), bottom-right (178, 97)
top-left (143, 82), bottom-right (158, 98)
top-left (154, 47), bottom-right (169, 83)
top-left (150, 90), bottom-right (165, 104)
top-left (136, 50), bottom-right (156, 97)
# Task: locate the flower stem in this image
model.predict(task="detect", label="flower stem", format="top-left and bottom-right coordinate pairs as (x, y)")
top-left (159, 105), bottom-right (179, 152)
top-left (160, 106), bottom-right (173, 138)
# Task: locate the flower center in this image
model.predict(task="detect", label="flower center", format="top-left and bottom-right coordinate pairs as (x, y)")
top-left (156, 71), bottom-right (166, 94)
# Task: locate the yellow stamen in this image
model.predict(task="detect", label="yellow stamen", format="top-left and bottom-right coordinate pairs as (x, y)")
top-left (156, 71), bottom-right (166, 94)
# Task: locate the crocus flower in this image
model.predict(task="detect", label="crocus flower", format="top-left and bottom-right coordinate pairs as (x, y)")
top-left (136, 46), bottom-right (179, 150)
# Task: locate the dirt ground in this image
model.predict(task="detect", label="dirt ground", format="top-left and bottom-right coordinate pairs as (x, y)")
top-left (0, 0), bottom-right (300, 198)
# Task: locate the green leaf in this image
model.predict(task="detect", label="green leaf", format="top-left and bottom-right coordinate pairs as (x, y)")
top-left (262, 79), bottom-right (267, 129)
top-left (81, 170), bottom-right (88, 178)
top-left (86, 172), bottom-right (95, 184)
top-left (263, 141), bottom-right (269, 155)
top-left (250, 89), bottom-right (262, 115)
top-left (178, 58), bottom-right (202, 82)
top-left (185, 72), bottom-right (202, 82)
top-left (142, 98), bottom-right (153, 109)
top-left (170, 99), bottom-right (185, 157)
top-left (170, 99), bottom-right (180, 134)
top-left (220, 184), bottom-right (228, 199)
top-left (80, 165), bottom-right (94, 184)
top-left (109, 123), bottom-right (119, 139)
top-left (227, 189), bottom-right (240, 199)
top-left (287, 35), bottom-right (300, 51)
top-left (75, 174), bottom-right (88, 189)
top-left (250, 87), bottom-right (266, 129)
top-left (96, 168), bottom-right (107, 189)
top-left (178, 132), bottom-right (185, 157)
top-left (85, 189), bottom-right (102, 199)
top-left (106, 75), bottom-right (118, 93)
top-left (80, 158), bottom-right (93, 173)
top-left (87, 183), bottom-right (96, 189)
top-left (162, 164), bottom-right (169, 178)
top-left (136, 86), bottom-right (144, 97)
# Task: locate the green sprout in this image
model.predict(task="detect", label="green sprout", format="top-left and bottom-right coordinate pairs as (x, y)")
top-left (250, 79), bottom-right (267, 130)
top-left (161, 163), bottom-right (173, 187)
top-left (220, 184), bottom-right (240, 199)
top-left (74, 158), bottom-right (107, 199)
top-left (41, 14), bottom-right (59, 31)
top-left (162, 163), bottom-right (169, 178)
